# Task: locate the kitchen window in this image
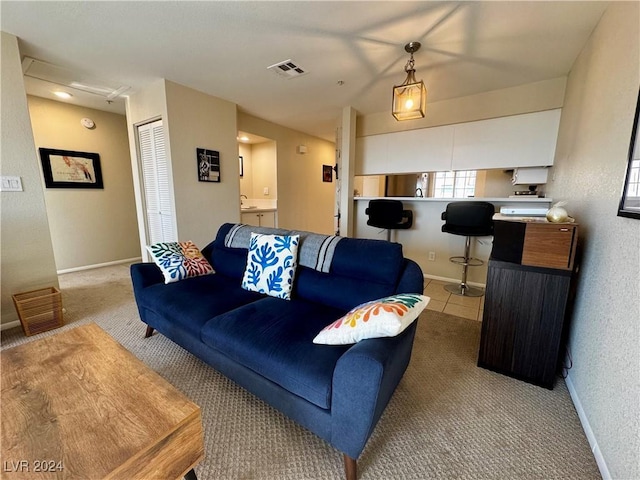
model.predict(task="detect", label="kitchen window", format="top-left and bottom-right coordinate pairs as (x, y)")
top-left (433, 170), bottom-right (476, 198)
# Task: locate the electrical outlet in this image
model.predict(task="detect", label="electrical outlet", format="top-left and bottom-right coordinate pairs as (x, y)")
top-left (263, 187), bottom-right (269, 196)
top-left (428, 251), bottom-right (436, 261)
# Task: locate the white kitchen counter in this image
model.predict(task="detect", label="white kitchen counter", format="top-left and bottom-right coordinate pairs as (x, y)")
top-left (240, 207), bottom-right (277, 213)
top-left (353, 196), bottom-right (553, 286)
top-left (354, 196), bottom-right (552, 204)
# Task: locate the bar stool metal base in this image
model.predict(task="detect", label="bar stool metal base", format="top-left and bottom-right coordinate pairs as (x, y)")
top-left (444, 283), bottom-right (485, 297)
top-left (447, 235), bottom-right (485, 297)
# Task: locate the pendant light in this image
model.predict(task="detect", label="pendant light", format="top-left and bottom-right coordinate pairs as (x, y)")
top-left (392, 42), bottom-right (427, 121)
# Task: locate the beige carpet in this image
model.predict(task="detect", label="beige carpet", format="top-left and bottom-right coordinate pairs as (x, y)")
top-left (1, 263), bottom-right (601, 479)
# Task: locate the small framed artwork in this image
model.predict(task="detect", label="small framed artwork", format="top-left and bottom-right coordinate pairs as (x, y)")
top-left (197, 148), bottom-right (220, 183)
top-left (39, 148), bottom-right (103, 189)
top-left (322, 164), bottom-right (333, 183)
top-left (239, 156), bottom-right (244, 177)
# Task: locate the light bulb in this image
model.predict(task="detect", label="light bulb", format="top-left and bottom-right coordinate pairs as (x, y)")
top-left (404, 98), bottom-right (414, 109)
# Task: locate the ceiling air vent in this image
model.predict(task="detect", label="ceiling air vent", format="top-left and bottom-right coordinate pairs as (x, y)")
top-left (267, 59), bottom-right (308, 79)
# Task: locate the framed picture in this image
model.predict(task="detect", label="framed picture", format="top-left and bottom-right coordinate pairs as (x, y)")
top-left (239, 156), bottom-right (244, 177)
top-left (197, 148), bottom-right (220, 183)
top-left (39, 148), bottom-right (103, 189)
top-left (322, 164), bottom-right (333, 183)
top-left (618, 89), bottom-right (640, 219)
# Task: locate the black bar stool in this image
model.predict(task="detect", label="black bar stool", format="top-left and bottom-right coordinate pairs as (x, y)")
top-left (441, 201), bottom-right (494, 297)
top-left (365, 199), bottom-right (413, 242)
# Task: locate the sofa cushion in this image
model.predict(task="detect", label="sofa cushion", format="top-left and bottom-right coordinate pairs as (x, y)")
top-left (137, 273), bottom-right (264, 337)
top-left (200, 297), bottom-right (349, 409)
top-left (241, 233), bottom-right (299, 300)
top-left (147, 241), bottom-right (214, 284)
top-left (313, 293), bottom-right (430, 345)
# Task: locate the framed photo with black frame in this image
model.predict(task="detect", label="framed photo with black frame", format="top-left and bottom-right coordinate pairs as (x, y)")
top-left (322, 164), bottom-right (333, 183)
top-left (39, 148), bottom-right (103, 189)
top-left (197, 148), bottom-right (220, 183)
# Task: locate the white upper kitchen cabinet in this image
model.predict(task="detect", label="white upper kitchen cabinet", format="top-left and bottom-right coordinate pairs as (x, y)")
top-left (356, 124), bottom-right (454, 175)
top-left (387, 125), bottom-right (454, 173)
top-left (451, 109), bottom-right (561, 171)
top-left (356, 134), bottom-right (388, 175)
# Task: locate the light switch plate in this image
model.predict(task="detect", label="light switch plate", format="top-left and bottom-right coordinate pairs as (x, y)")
top-left (263, 187), bottom-right (269, 195)
top-left (0, 176), bottom-right (23, 192)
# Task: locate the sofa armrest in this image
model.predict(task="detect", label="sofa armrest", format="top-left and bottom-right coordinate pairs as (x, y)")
top-left (130, 262), bottom-right (164, 289)
top-left (330, 322), bottom-right (417, 459)
top-left (396, 258), bottom-right (424, 294)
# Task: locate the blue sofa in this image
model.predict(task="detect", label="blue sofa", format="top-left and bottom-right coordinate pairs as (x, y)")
top-left (131, 223), bottom-right (424, 480)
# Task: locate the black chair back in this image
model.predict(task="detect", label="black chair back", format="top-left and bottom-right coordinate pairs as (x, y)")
top-left (441, 201), bottom-right (494, 236)
top-left (366, 199), bottom-right (413, 230)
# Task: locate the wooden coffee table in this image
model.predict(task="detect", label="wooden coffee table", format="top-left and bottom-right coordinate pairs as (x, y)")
top-left (1, 323), bottom-right (204, 479)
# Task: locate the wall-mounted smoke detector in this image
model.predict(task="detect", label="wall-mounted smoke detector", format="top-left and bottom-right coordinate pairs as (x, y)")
top-left (267, 59), bottom-right (308, 79)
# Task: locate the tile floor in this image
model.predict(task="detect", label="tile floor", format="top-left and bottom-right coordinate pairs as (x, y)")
top-left (423, 278), bottom-right (485, 321)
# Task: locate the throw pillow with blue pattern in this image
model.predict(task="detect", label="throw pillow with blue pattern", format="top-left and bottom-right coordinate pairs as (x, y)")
top-left (241, 233), bottom-right (300, 300)
top-left (147, 241), bottom-right (214, 284)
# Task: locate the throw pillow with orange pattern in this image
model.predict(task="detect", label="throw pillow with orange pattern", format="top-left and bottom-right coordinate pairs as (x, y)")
top-left (147, 241), bottom-right (214, 284)
top-left (313, 293), bottom-right (430, 345)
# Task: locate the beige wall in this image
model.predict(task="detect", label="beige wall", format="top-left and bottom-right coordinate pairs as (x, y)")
top-left (358, 76), bottom-right (567, 137)
top-left (1, 32), bottom-right (59, 326)
top-left (239, 140), bottom-right (277, 202)
top-left (164, 81), bottom-right (239, 247)
top-left (125, 79), bottom-right (170, 259)
top-left (126, 80), bottom-right (239, 253)
top-left (545, 3), bottom-right (639, 478)
top-left (238, 113), bottom-right (335, 234)
top-left (27, 96), bottom-right (140, 271)
top-left (250, 141), bottom-right (277, 201)
top-left (239, 142), bottom-right (253, 198)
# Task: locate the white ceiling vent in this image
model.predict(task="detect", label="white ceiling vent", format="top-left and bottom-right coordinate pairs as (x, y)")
top-left (267, 59), bottom-right (308, 79)
top-left (21, 57), bottom-right (130, 99)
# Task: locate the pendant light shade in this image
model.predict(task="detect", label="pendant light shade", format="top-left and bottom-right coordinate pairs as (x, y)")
top-left (392, 42), bottom-right (427, 121)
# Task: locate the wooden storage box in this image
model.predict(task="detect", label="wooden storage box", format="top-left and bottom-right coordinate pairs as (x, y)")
top-left (12, 287), bottom-right (64, 336)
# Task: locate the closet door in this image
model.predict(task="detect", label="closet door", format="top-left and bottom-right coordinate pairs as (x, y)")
top-left (138, 119), bottom-right (176, 244)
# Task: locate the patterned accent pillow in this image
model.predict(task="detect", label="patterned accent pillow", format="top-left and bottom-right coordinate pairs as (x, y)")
top-left (313, 293), bottom-right (430, 345)
top-left (146, 241), bottom-right (214, 284)
top-left (241, 233), bottom-right (300, 300)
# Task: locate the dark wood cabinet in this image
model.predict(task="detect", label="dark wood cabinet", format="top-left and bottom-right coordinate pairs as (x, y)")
top-left (478, 220), bottom-right (578, 389)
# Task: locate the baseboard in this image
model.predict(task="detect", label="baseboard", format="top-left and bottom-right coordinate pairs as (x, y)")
top-left (564, 372), bottom-right (611, 480)
top-left (57, 257), bottom-right (142, 275)
top-left (1, 320), bottom-right (21, 331)
top-left (424, 273), bottom-right (486, 289)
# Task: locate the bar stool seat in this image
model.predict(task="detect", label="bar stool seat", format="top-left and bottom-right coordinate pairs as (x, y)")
top-left (366, 199), bottom-right (413, 242)
top-left (441, 201), bottom-right (494, 297)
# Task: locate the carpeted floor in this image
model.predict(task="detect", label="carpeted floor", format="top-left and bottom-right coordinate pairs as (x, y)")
top-left (1, 263), bottom-right (601, 479)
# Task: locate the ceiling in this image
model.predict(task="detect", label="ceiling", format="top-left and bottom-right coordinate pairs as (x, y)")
top-left (2, 1), bottom-right (609, 141)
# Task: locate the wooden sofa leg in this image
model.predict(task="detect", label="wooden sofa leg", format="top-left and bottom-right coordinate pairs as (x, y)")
top-left (344, 454), bottom-right (357, 480)
top-left (144, 326), bottom-right (154, 338)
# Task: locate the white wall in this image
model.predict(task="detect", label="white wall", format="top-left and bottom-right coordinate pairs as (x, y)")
top-left (545, 3), bottom-right (639, 478)
top-left (358, 76), bottom-right (566, 137)
top-left (0, 32), bottom-right (59, 326)
top-left (27, 96), bottom-right (140, 271)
